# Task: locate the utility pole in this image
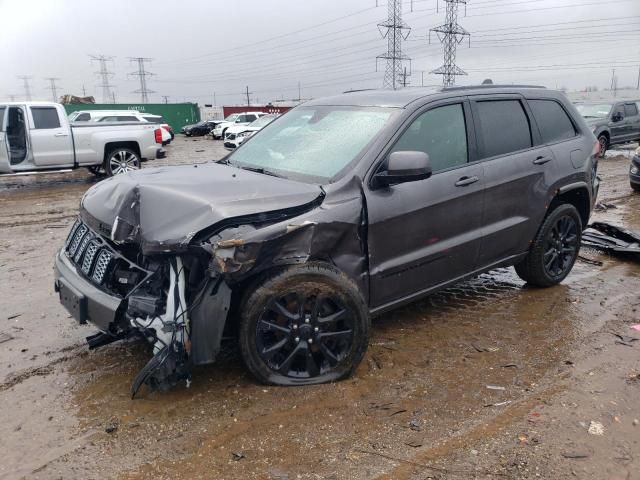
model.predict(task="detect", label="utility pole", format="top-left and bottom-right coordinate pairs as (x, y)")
top-left (245, 86), bottom-right (252, 107)
top-left (162, 95), bottom-right (169, 104)
top-left (376, 0), bottom-right (411, 90)
top-left (610, 69), bottom-right (617, 97)
top-left (90, 55), bottom-right (115, 103)
top-left (17, 75), bottom-right (32, 101)
top-left (297, 82), bottom-right (302, 102)
top-left (636, 65), bottom-right (639, 90)
top-left (128, 57), bottom-right (155, 103)
top-left (430, 0), bottom-right (470, 86)
top-left (44, 77), bottom-right (61, 102)
top-left (82, 84), bottom-right (87, 96)
top-left (213, 92), bottom-right (217, 106)
top-left (112, 91), bottom-right (116, 104)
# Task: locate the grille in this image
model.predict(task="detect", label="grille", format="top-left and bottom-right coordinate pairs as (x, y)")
top-left (64, 219), bottom-right (149, 296)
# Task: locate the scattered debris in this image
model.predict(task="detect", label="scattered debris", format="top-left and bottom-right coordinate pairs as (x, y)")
top-left (633, 419), bottom-right (639, 426)
top-left (409, 419), bottom-right (422, 431)
top-left (630, 324), bottom-right (640, 332)
top-left (232, 451), bottom-right (245, 461)
top-left (594, 201), bottom-right (617, 211)
top-left (611, 333), bottom-right (638, 344)
top-left (500, 363), bottom-right (518, 368)
top-left (587, 421), bottom-right (605, 436)
top-left (561, 452), bottom-right (590, 459)
top-left (486, 385), bottom-right (506, 391)
top-left (581, 223), bottom-right (640, 259)
top-left (105, 418), bottom-right (119, 434)
top-left (7, 314), bottom-right (21, 320)
top-left (405, 440), bottom-right (423, 448)
top-left (577, 255), bottom-right (603, 266)
top-left (0, 332), bottom-right (14, 345)
top-left (484, 401), bottom-right (512, 407)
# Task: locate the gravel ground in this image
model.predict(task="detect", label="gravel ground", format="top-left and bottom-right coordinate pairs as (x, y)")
top-left (0, 137), bottom-right (638, 480)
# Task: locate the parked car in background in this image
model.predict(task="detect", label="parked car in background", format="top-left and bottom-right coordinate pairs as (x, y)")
top-left (181, 120), bottom-right (218, 137)
top-left (96, 113), bottom-right (174, 145)
top-left (69, 110), bottom-right (140, 122)
top-left (574, 101), bottom-right (640, 157)
top-left (630, 146), bottom-right (640, 192)
top-left (53, 86), bottom-right (599, 393)
top-left (223, 114), bottom-right (278, 150)
top-left (212, 112), bottom-right (266, 140)
top-left (0, 102), bottom-right (164, 177)
top-left (210, 114), bottom-right (239, 139)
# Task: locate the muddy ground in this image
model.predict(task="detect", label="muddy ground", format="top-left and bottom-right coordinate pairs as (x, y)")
top-left (0, 137), bottom-right (638, 480)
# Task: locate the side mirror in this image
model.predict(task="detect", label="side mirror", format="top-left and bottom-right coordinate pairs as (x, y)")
top-left (612, 112), bottom-right (624, 122)
top-left (374, 151), bottom-right (432, 188)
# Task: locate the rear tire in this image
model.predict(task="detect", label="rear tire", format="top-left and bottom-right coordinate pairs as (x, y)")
top-left (104, 148), bottom-right (141, 177)
top-left (514, 204), bottom-right (582, 287)
top-left (597, 134), bottom-right (608, 158)
top-left (239, 263), bottom-right (369, 386)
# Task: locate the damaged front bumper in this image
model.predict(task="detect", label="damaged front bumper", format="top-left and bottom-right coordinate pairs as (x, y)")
top-left (54, 250), bottom-right (122, 331)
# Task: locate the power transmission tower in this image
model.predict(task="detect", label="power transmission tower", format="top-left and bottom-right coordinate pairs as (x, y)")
top-left (17, 75), bottom-right (32, 101)
top-left (45, 77), bottom-right (61, 102)
top-left (90, 55), bottom-right (115, 103)
top-left (128, 57), bottom-right (155, 103)
top-left (429, 0), bottom-right (470, 87)
top-left (376, 0), bottom-right (411, 90)
top-left (162, 95), bottom-right (169, 104)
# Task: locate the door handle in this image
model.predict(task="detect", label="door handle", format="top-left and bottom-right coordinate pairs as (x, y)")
top-left (54, 132), bottom-right (69, 137)
top-left (533, 156), bottom-right (552, 165)
top-left (455, 175), bottom-right (479, 187)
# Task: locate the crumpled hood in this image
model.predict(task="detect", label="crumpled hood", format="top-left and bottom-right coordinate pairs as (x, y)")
top-left (80, 163), bottom-right (323, 253)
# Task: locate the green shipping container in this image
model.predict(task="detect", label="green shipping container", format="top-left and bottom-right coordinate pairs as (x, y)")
top-left (63, 103), bottom-right (201, 131)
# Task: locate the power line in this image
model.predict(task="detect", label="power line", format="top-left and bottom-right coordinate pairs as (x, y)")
top-left (430, 0), bottom-right (470, 86)
top-left (44, 77), bottom-right (61, 102)
top-left (90, 55), bottom-right (115, 103)
top-left (128, 57), bottom-right (155, 103)
top-left (377, 0), bottom-right (412, 89)
top-left (17, 75), bottom-right (32, 101)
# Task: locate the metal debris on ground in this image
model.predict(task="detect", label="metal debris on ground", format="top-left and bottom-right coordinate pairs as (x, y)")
top-left (232, 452), bottom-right (245, 461)
top-left (486, 385), bottom-right (506, 391)
top-left (587, 421), bottom-right (605, 436)
top-left (581, 223), bottom-right (640, 259)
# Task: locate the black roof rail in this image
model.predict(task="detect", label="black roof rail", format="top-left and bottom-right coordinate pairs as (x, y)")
top-left (442, 84), bottom-right (546, 91)
top-left (342, 88), bottom-right (377, 94)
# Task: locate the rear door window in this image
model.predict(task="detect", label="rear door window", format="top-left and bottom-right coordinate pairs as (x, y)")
top-left (0, 107), bottom-right (5, 131)
top-left (391, 103), bottom-right (468, 173)
top-left (528, 99), bottom-right (577, 144)
top-left (31, 107), bottom-right (61, 129)
top-left (475, 100), bottom-right (532, 158)
top-left (624, 103), bottom-right (638, 117)
top-left (74, 113), bottom-right (91, 121)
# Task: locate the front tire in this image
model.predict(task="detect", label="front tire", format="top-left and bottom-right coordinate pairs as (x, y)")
top-left (631, 181), bottom-right (640, 192)
top-left (239, 263), bottom-right (369, 386)
top-left (104, 148), bottom-right (141, 177)
top-left (514, 204), bottom-right (582, 287)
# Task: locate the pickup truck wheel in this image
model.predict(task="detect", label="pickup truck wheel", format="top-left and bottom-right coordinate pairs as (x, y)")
top-left (239, 263), bottom-right (369, 386)
top-left (105, 148), bottom-right (140, 176)
top-left (597, 134), bottom-right (608, 158)
top-left (514, 204), bottom-right (582, 287)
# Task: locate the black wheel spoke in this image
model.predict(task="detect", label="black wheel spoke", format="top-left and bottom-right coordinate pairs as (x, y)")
top-left (305, 348), bottom-right (320, 377)
top-left (258, 319), bottom-right (291, 335)
top-left (317, 308), bottom-right (347, 325)
top-left (269, 300), bottom-right (298, 321)
top-left (545, 253), bottom-right (558, 271)
top-left (319, 329), bottom-right (353, 341)
top-left (261, 337), bottom-right (289, 360)
top-left (319, 344), bottom-right (339, 366)
top-left (278, 343), bottom-right (303, 374)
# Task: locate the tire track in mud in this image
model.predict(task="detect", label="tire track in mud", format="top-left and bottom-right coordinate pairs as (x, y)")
top-left (0, 214), bottom-right (75, 229)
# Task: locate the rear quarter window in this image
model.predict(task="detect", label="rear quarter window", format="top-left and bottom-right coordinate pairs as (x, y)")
top-left (31, 107), bottom-right (61, 129)
top-left (475, 100), bottom-right (532, 158)
top-left (624, 103), bottom-right (638, 117)
top-left (74, 113), bottom-right (91, 121)
top-left (528, 99), bottom-right (577, 144)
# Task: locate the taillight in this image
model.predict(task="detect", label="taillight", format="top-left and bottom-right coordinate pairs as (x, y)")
top-left (154, 128), bottom-right (163, 144)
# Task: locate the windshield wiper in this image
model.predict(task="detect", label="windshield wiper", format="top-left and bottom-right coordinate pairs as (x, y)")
top-left (237, 165), bottom-right (285, 178)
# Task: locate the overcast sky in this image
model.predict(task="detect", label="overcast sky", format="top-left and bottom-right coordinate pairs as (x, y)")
top-left (1, 0), bottom-right (639, 105)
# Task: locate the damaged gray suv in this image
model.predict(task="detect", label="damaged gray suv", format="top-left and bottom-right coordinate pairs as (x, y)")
top-left (54, 85), bottom-right (600, 395)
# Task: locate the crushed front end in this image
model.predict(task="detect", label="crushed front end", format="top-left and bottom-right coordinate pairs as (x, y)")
top-left (54, 217), bottom-right (230, 397)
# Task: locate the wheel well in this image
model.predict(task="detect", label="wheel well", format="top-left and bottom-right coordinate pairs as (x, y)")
top-left (598, 130), bottom-right (610, 141)
top-left (549, 187), bottom-right (590, 228)
top-left (104, 142), bottom-right (141, 162)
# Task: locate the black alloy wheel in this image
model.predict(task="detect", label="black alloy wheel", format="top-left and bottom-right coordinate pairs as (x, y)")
top-left (256, 292), bottom-right (354, 379)
top-left (542, 215), bottom-right (579, 278)
top-left (239, 263), bottom-right (369, 385)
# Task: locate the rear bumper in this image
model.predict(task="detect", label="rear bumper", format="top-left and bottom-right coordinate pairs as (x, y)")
top-left (631, 156), bottom-right (640, 184)
top-left (54, 250), bottom-right (122, 332)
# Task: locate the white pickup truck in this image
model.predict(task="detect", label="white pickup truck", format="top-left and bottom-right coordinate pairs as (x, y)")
top-left (0, 102), bottom-right (165, 177)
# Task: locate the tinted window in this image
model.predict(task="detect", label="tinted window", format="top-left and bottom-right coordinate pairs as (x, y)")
top-left (624, 103), bottom-right (638, 117)
top-left (75, 113), bottom-right (91, 121)
top-left (117, 116), bottom-right (139, 121)
top-left (0, 107), bottom-right (5, 131)
top-left (529, 99), bottom-right (576, 144)
top-left (475, 100), bottom-right (532, 158)
top-left (31, 107), bottom-right (61, 129)
top-left (246, 114), bottom-right (257, 122)
top-left (236, 115), bottom-right (248, 123)
top-left (391, 103), bottom-right (468, 173)
top-left (143, 116), bottom-right (164, 124)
